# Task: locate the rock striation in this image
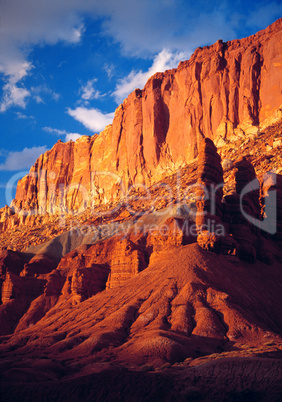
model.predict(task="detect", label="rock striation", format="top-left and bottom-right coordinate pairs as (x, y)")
top-left (106, 238), bottom-right (147, 289)
top-left (2, 18), bottom-right (281, 220)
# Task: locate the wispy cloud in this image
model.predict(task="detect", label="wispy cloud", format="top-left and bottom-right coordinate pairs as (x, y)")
top-left (65, 133), bottom-right (83, 141)
top-left (0, 146), bottom-right (47, 171)
top-left (0, 0), bottom-right (83, 112)
top-left (15, 111), bottom-right (35, 120)
top-left (113, 49), bottom-right (189, 103)
top-left (43, 127), bottom-right (82, 142)
top-left (33, 95), bottom-right (44, 104)
top-left (0, 81), bottom-right (31, 112)
top-left (80, 79), bottom-right (105, 102)
top-left (67, 107), bottom-right (114, 133)
top-left (31, 85), bottom-right (60, 104)
top-left (1, 0), bottom-right (281, 112)
top-left (0, 62), bottom-right (58, 112)
top-left (99, 1), bottom-right (236, 56)
top-left (104, 63), bottom-right (115, 80)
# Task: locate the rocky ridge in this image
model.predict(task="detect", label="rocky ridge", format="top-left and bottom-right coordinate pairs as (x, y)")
top-left (0, 17), bottom-right (280, 221)
top-left (0, 120), bottom-right (281, 251)
top-left (0, 129), bottom-right (281, 334)
top-left (0, 119), bottom-right (281, 338)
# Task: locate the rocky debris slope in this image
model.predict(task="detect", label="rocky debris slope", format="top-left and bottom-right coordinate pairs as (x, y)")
top-left (0, 134), bottom-right (281, 338)
top-left (0, 120), bottom-right (281, 253)
top-left (1, 243), bottom-right (282, 401)
top-left (2, 18), bottom-right (281, 217)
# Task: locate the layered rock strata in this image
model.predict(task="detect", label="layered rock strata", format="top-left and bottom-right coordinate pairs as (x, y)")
top-left (2, 138), bottom-right (281, 330)
top-left (2, 18), bottom-right (281, 220)
top-left (0, 154), bottom-right (281, 334)
top-left (1, 272), bottom-right (44, 304)
top-left (106, 239), bottom-right (147, 289)
top-left (146, 217), bottom-right (195, 255)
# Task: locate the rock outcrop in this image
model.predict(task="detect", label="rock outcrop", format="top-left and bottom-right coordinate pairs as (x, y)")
top-left (1, 243), bottom-right (282, 401)
top-left (147, 217), bottom-right (195, 255)
top-left (106, 239), bottom-right (147, 289)
top-left (4, 18), bottom-right (281, 220)
top-left (196, 138), bottom-right (223, 228)
top-left (0, 271), bottom-right (46, 335)
top-left (20, 253), bottom-right (58, 278)
top-left (1, 273), bottom-right (44, 304)
top-left (195, 137), bottom-right (224, 251)
top-left (1, 131), bottom-right (281, 333)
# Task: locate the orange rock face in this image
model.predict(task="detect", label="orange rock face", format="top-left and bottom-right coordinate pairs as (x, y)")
top-left (106, 238), bottom-right (147, 289)
top-left (8, 18), bottom-right (282, 217)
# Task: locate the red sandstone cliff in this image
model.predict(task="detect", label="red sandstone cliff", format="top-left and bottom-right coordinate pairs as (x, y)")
top-left (7, 18), bottom-right (282, 217)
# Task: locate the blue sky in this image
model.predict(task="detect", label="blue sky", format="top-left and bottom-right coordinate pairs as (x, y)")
top-left (0, 0), bottom-right (281, 208)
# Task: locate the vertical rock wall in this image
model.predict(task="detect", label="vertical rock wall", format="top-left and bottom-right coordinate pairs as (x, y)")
top-left (7, 19), bottom-right (282, 218)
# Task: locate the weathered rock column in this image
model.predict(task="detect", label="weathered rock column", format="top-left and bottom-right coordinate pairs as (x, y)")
top-left (223, 158), bottom-right (261, 262)
top-left (196, 138), bottom-right (224, 251)
top-left (261, 172), bottom-right (282, 240)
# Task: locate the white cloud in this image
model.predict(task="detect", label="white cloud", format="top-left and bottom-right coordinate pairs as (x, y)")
top-left (113, 49), bottom-right (189, 103)
top-left (43, 127), bottom-right (82, 142)
top-left (0, 146), bottom-right (48, 171)
top-left (15, 111), bottom-right (34, 120)
top-left (1, 0), bottom-right (281, 112)
top-left (65, 133), bottom-right (82, 142)
top-left (2, 1), bottom-right (281, 78)
top-left (99, 1), bottom-right (237, 56)
top-left (67, 107), bottom-right (114, 132)
top-left (1, 60), bottom-right (33, 86)
top-left (104, 63), bottom-right (115, 80)
top-left (80, 79), bottom-right (104, 101)
top-left (0, 82), bottom-right (31, 112)
top-left (31, 85), bottom-right (60, 105)
top-left (0, 0), bottom-right (84, 111)
top-left (52, 92), bottom-right (60, 102)
top-left (34, 95), bottom-right (44, 104)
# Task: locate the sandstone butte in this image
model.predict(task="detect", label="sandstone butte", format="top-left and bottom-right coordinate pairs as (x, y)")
top-left (0, 19), bottom-right (282, 402)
